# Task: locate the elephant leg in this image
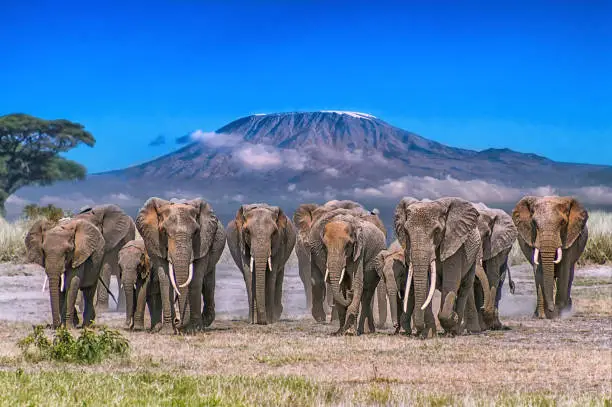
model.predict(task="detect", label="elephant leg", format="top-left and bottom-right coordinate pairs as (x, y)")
top-left (332, 303), bottom-right (347, 336)
top-left (424, 303), bottom-right (437, 338)
top-left (147, 278), bottom-right (162, 331)
top-left (533, 269), bottom-right (547, 319)
top-left (82, 285), bottom-right (97, 327)
top-left (453, 268), bottom-right (475, 335)
top-left (241, 265), bottom-right (254, 323)
top-left (202, 268), bottom-right (216, 328)
top-left (464, 288), bottom-right (482, 333)
top-left (375, 284), bottom-right (387, 329)
top-left (358, 288), bottom-right (375, 335)
top-left (438, 261), bottom-right (461, 335)
top-left (133, 279), bottom-right (148, 331)
top-left (327, 284), bottom-right (338, 322)
top-left (65, 273), bottom-right (80, 329)
top-left (310, 263), bottom-right (326, 322)
top-left (115, 264), bottom-right (126, 312)
top-left (154, 263), bottom-right (174, 334)
top-left (265, 267), bottom-right (276, 323)
top-left (400, 290), bottom-right (415, 335)
top-left (297, 247), bottom-right (313, 311)
top-left (185, 262), bottom-right (206, 333)
top-left (273, 267), bottom-right (284, 321)
top-left (555, 263), bottom-right (572, 316)
top-left (97, 258), bottom-right (112, 310)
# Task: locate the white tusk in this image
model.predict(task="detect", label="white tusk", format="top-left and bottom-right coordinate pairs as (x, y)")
top-left (168, 261), bottom-right (180, 297)
top-left (268, 257), bottom-right (272, 271)
top-left (179, 263), bottom-right (193, 288)
top-left (533, 248), bottom-right (540, 265)
top-left (421, 260), bottom-right (437, 310)
top-left (250, 256), bottom-right (254, 272)
top-left (60, 273), bottom-right (65, 293)
top-left (173, 294), bottom-right (180, 323)
top-left (42, 275), bottom-right (48, 293)
top-left (403, 263), bottom-right (413, 313)
top-left (324, 268), bottom-right (329, 283)
top-left (133, 283), bottom-right (137, 290)
top-left (554, 247), bottom-right (563, 264)
top-left (339, 267), bottom-right (346, 284)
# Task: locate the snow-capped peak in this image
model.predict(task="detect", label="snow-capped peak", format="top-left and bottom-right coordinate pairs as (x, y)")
top-left (253, 113), bottom-right (267, 116)
top-left (320, 111), bottom-right (376, 119)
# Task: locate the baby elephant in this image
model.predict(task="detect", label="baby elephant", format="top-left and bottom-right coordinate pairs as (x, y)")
top-left (118, 240), bottom-right (161, 331)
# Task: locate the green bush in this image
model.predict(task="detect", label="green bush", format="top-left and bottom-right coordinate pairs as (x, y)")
top-left (22, 203), bottom-right (70, 222)
top-left (17, 325), bottom-right (129, 364)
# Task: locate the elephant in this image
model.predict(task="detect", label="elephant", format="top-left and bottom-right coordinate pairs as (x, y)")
top-left (226, 204), bottom-right (296, 324)
top-left (512, 196), bottom-right (588, 319)
top-left (74, 204), bottom-right (136, 311)
top-left (309, 209), bottom-right (387, 335)
top-left (136, 197), bottom-right (226, 333)
top-left (25, 218), bottom-right (105, 328)
top-left (394, 197), bottom-right (481, 338)
top-left (293, 200), bottom-right (388, 327)
top-left (465, 203), bottom-right (518, 331)
top-left (118, 239), bottom-right (162, 331)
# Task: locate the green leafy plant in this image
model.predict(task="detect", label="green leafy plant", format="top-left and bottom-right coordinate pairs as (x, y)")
top-left (18, 325), bottom-right (129, 364)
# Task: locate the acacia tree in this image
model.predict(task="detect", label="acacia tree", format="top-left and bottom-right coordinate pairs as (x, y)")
top-left (0, 113), bottom-right (95, 216)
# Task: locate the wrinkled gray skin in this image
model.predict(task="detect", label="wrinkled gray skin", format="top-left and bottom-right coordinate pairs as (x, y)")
top-left (513, 196), bottom-right (588, 319)
top-left (394, 197), bottom-right (481, 338)
top-left (136, 198), bottom-right (226, 334)
top-left (464, 203), bottom-right (518, 331)
top-left (293, 200), bottom-right (388, 327)
top-left (118, 240), bottom-right (161, 331)
top-left (25, 219), bottom-right (105, 328)
top-left (74, 204), bottom-right (136, 311)
top-left (309, 209), bottom-right (387, 335)
top-left (226, 204), bottom-right (296, 324)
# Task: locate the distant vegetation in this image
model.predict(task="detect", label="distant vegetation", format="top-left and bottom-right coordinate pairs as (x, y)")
top-left (0, 113), bottom-right (95, 216)
top-left (22, 204), bottom-right (71, 223)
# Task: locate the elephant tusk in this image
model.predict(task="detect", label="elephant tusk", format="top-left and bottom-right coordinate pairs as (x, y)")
top-left (421, 260), bottom-right (436, 310)
top-left (554, 247), bottom-right (563, 264)
top-left (339, 267), bottom-right (346, 285)
top-left (403, 263), bottom-right (413, 313)
top-left (42, 275), bottom-right (48, 293)
top-left (324, 268), bottom-right (329, 283)
top-left (268, 257), bottom-right (272, 271)
top-left (168, 261), bottom-right (180, 297)
top-left (250, 256), bottom-right (254, 272)
top-left (533, 248), bottom-right (540, 265)
top-left (179, 263), bottom-right (193, 288)
top-left (60, 273), bottom-right (65, 293)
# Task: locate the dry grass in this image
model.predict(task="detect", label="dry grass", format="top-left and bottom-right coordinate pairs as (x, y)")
top-left (0, 217), bottom-right (32, 262)
top-left (0, 268), bottom-right (610, 406)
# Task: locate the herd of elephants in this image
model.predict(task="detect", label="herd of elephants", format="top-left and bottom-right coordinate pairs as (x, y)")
top-left (23, 194), bottom-right (589, 338)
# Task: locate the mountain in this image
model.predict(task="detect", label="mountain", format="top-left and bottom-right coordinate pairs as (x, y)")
top-left (9, 111), bottom-right (612, 226)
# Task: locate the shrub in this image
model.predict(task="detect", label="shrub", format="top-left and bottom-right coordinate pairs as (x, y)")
top-left (22, 203), bottom-right (70, 222)
top-left (17, 325), bottom-right (129, 364)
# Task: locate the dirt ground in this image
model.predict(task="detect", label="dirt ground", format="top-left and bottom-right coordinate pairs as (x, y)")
top-left (0, 260), bottom-right (610, 405)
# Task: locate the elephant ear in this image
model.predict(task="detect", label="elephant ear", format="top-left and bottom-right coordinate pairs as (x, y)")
top-left (272, 206), bottom-right (293, 256)
top-left (97, 204), bottom-right (135, 251)
top-left (73, 220), bottom-right (105, 268)
top-left (234, 205), bottom-right (248, 255)
top-left (393, 197), bottom-right (419, 249)
top-left (136, 197), bottom-right (167, 258)
top-left (512, 196), bottom-right (537, 247)
top-left (25, 219), bottom-right (55, 266)
top-left (488, 209), bottom-right (518, 260)
top-left (439, 197), bottom-right (480, 262)
top-left (187, 198), bottom-right (220, 259)
top-left (293, 203), bottom-right (319, 244)
top-left (563, 197), bottom-right (588, 249)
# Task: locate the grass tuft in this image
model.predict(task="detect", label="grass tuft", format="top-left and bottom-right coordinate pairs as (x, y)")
top-left (17, 325), bottom-right (129, 364)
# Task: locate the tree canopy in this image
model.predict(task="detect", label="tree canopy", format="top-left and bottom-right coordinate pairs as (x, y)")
top-left (0, 113), bottom-right (95, 216)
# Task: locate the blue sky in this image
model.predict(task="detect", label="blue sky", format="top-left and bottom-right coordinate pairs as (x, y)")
top-left (1, 1), bottom-right (610, 173)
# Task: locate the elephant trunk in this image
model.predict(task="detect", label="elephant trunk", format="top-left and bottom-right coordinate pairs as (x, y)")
top-left (122, 273), bottom-right (136, 328)
top-left (48, 275), bottom-right (62, 328)
top-left (252, 246), bottom-right (269, 325)
top-left (328, 251), bottom-right (350, 308)
top-left (384, 271), bottom-right (400, 328)
top-left (411, 252), bottom-right (431, 332)
top-left (538, 231), bottom-right (561, 313)
top-left (168, 235), bottom-right (193, 326)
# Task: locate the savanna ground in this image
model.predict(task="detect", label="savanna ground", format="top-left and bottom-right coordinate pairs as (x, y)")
top-left (0, 214), bottom-right (611, 406)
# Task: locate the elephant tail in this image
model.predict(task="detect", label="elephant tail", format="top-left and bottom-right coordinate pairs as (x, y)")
top-left (98, 276), bottom-right (118, 305)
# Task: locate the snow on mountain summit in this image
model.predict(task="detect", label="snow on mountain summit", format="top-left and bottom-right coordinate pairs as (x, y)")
top-left (319, 111), bottom-right (376, 119)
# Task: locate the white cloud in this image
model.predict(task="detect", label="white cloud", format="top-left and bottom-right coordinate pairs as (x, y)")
top-left (324, 168), bottom-right (340, 177)
top-left (6, 195), bottom-right (29, 205)
top-left (287, 184), bottom-right (296, 192)
top-left (191, 130), bottom-right (242, 148)
top-left (231, 194), bottom-right (245, 202)
top-left (352, 175), bottom-right (612, 206)
top-left (235, 145), bottom-right (283, 169)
